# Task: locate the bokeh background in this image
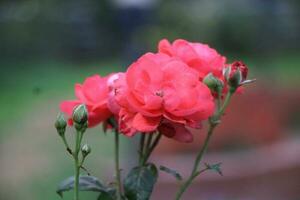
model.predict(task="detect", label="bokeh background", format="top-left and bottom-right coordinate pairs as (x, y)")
top-left (0, 0), bottom-right (300, 200)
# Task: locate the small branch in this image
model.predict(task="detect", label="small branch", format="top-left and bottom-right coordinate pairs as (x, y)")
top-left (61, 136), bottom-right (73, 156)
top-left (80, 165), bottom-right (91, 176)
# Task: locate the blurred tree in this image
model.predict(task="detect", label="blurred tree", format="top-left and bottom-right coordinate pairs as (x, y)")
top-left (0, 0), bottom-right (299, 61)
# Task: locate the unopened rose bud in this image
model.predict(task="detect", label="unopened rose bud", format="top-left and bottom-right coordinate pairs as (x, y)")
top-left (231, 61), bottom-right (248, 80)
top-left (203, 73), bottom-right (223, 93)
top-left (228, 69), bottom-right (242, 89)
top-left (55, 113), bottom-right (67, 136)
top-left (227, 61), bottom-right (248, 91)
top-left (81, 144), bottom-right (91, 157)
top-left (223, 66), bottom-right (231, 82)
top-left (72, 104), bottom-right (88, 131)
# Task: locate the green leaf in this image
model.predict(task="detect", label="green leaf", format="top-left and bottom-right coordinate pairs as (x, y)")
top-left (124, 163), bottom-right (158, 200)
top-left (159, 165), bottom-right (182, 181)
top-left (204, 162), bottom-right (223, 176)
top-left (97, 188), bottom-right (116, 200)
top-left (97, 193), bottom-right (112, 200)
top-left (56, 175), bottom-right (110, 198)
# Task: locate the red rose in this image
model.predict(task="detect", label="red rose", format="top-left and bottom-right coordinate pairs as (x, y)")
top-left (110, 53), bottom-right (215, 142)
top-left (60, 75), bottom-right (112, 127)
top-left (158, 39), bottom-right (226, 80)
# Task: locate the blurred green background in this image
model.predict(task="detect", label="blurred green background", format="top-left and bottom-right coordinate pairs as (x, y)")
top-left (0, 0), bottom-right (299, 200)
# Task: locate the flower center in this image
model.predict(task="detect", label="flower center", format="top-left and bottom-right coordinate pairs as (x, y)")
top-left (155, 90), bottom-right (164, 97)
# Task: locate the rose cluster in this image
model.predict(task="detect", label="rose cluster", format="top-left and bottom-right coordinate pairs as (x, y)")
top-left (60, 39), bottom-right (249, 143)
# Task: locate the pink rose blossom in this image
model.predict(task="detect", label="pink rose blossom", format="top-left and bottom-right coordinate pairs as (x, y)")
top-left (60, 74), bottom-right (112, 127)
top-left (158, 39), bottom-right (226, 80)
top-left (109, 53), bottom-right (215, 142)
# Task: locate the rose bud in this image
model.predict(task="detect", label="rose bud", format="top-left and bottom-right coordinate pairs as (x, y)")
top-left (55, 113), bottom-right (67, 137)
top-left (231, 61), bottom-right (248, 80)
top-left (203, 73), bottom-right (223, 93)
top-left (226, 61), bottom-right (248, 91)
top-left (72, 104), bottom-right (88, 131)
top-left (81, 144), bottom-right (91, 157)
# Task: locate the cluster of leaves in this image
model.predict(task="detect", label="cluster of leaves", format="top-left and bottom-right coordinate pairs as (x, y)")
top-left (57, 176), bottom-right (116, 200)
top-left (57, 162), bottom-right (223, 200)
top-left (57, 163), bottom-right (158, 200)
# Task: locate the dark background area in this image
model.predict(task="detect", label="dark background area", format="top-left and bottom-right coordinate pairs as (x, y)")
top-left (0, 0), bottom-right (299, 200)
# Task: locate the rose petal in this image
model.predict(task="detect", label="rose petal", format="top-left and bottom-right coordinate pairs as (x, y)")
top-left (82, 75), bottom-right (108, 103)
top-left (132, 113), bottom-right (161, 132)
top-left (60, 100), bottom-right (81, 116)
top-left (159, 123), bottom-right (193, 143)
top-left (158, 39), bottom-right (173, 56)
top-left (172, 124), bottom-right (193, 143)
top-left (118, 108), bottom-right (137, 137)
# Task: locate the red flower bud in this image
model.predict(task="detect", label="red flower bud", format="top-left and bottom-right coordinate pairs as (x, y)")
top-left (224, 61), bottom-right (249, 91)
top-left (230, 61), bottom-right (248, 81)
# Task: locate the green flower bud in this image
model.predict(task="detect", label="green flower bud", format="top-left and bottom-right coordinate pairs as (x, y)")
top-left (228, 69), bottom-right (242, 90)
top-left (81, 144), bottom-right (91, 157)
top-left (223, 66), bottom-right (231, 82)
top-left (55, 113), bottom-right (67, 136)
top-left (72, 104), bottom-right (88, 131)
top-left (203, 73), bottom-right (223, 93)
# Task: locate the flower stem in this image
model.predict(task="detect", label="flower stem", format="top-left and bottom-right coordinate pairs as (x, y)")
top-left (216, 87), bottom-right (222, 110)
top-left (218, 91), bottom-right (233, 117)
top-left (141, 132), bottom-right (162, 165)
top-left (61, 135), bottom-right (73, 156)
top-left (114, 129), bottom-right (122, 200)
top-left (139, 134), bottom-right (146, 166)
top-left (74, 130), bottom-right (82, 200)
top-left (174, 124), bottom-right (216, 200)
top-left (175, 91), bottom-right (234, 200)
top-left (145, 134), bottom-right (154, 153)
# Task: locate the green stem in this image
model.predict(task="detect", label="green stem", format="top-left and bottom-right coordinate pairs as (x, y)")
top-left (80, 165), bottom-right (91, 176)
top-left (218, 91), bottom-right (233, 117)
top-left (114, 130), bottom-right (122, 200)
top-left (145, 134), bottom-right (154, 153)
top-left (174, 124), bottom-right (216, 200)
top-left (175, 91), bottom-right (234, 200)
top-left (216, 87), bottom-right (222, 110)
top-left (61, 135), bottom-right (73, 155)
top-left (139, 134), bottom-right (146, 166)
top-left (79, 156), bottom-right (87, 167)
top-left (141, 133), bottom-right (162, 165)
top-left (74, 131), bottom-right (82, 200)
